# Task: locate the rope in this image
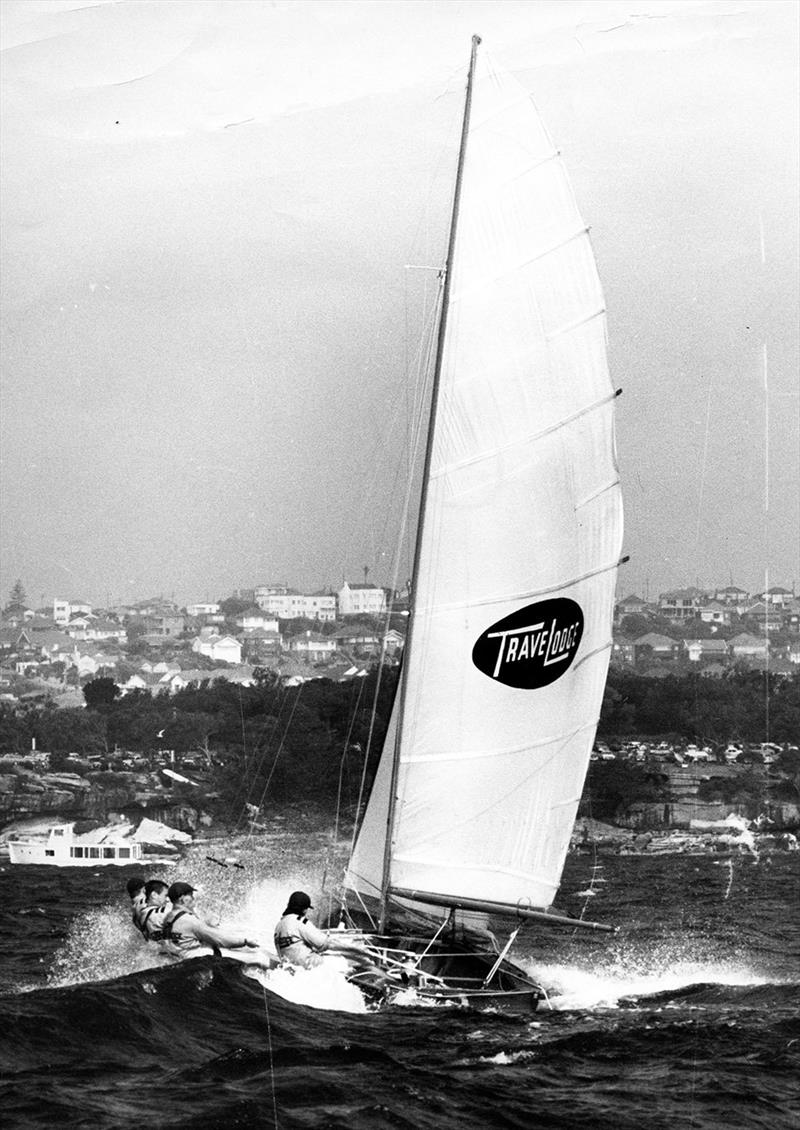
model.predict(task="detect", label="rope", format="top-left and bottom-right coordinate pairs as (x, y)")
top-left (261, 981), bottom-right (279, 1128)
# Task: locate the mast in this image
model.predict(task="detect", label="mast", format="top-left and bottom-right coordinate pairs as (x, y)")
top-left (378, 35), bottom-right (482, 930)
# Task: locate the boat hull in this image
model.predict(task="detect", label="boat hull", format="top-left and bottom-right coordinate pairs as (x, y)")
top-left (339, 927), bottom-right (543, 1013)
top-left (8, 837), bottom-right (143, 867)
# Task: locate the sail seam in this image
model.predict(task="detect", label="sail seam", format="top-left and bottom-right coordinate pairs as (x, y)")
top-left (399, 719), bottom-right (597, 764)
top-left (576, 477), bottom-right (621, 510)
top-left (546, 306), bottom-right (605, 342)
top-left (449, 225), bottom-right (589, 304)
top-left (430, 388), bottom-right (618, 481)
top-left (469, 88), bottom-right (538, 130)
top-left (572, 641), bottom-right (612, 672)
top-left (415, 556), bottom-right (621, 614)
top-left (391, 860), bottom-right (556, 885)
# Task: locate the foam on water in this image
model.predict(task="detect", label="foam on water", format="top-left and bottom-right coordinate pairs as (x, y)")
top-left (45, 859), bottom-right (373, 1012)
top-left (528, 948), bottom-right (771, 1010)
top-left (242, 956), bottom-right (369, 1013)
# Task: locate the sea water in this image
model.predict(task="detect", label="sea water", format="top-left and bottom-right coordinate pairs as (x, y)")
top-left (0, 823), bottom-right (797, 1129)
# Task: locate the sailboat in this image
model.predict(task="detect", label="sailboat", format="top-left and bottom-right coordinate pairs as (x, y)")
top-left (333, 36), bottom-right (624, 1010)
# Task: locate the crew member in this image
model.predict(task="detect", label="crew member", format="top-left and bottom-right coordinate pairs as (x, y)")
top-left (126, 876), bottom-right (146, 920)
top-left (133, 879), bottom-right (170, 942)
top-left (160, 882), bottom-right (258, 957)
top-left (274, 891), bottom-right (377, 973)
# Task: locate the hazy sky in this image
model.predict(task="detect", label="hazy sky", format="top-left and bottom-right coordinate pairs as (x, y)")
top-left (1, 0), bottom-right (798, 608)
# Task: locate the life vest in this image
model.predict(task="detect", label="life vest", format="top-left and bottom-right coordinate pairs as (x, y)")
top-left (134, 903), bottom-right (165, 942)
top-left (161, 908), bottom-right (200, 953)
top-left (274, 912), bottom-right (322, 967)
top-left (274, 913), bottom-right (305, 952)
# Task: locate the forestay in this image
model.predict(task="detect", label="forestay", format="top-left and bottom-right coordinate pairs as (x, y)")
top-left (347, 46), bottom-right (623, 915)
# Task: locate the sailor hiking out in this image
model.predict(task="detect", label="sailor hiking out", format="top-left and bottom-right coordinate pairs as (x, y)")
top-left (160, 882), bottom-right (258, 958)
top-left (133, 879), bottom-right (170, 942)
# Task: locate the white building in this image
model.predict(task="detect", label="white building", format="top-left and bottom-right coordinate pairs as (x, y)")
top-left (254, 588), bottom-right (336, 621)
top-left (235, 608), bottom-right (280, 631)
top-left (337, 582), bottom-right (387, 617)
top-left (287, 631), bottom-right (338, 662)
top-left (191, 634), bottom-right (242, 665)
top-left (186, 602), bottom-right (221, 617)
top-left (53, 598), bottom-right (92, 626)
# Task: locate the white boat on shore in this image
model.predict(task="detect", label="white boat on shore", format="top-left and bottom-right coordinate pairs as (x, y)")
top-left (7, 822), bottom-right (144, 867)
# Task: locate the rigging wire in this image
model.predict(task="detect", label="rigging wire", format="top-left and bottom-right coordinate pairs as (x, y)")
top-left (261, 981), bottom-right (280, 1128)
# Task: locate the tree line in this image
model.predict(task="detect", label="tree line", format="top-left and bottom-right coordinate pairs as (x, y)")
top-left (0, 666), bottom-right (797, 821)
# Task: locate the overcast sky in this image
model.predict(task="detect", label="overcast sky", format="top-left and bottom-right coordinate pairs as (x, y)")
top-left (1, 0), bottom-right (798, 609)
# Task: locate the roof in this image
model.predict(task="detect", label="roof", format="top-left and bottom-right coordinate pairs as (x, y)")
top-left (634, 632), bottom-right (679, 647)
top-left (0, 627), bottom-right (31, 647)
top-left (32, 629), bottom-right (73, 648)
top-left (684, 638), bottom-right (729, 652)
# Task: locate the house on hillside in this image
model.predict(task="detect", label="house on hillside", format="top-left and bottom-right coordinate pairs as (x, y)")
top-left (615, 594), bottom-right (650, 619)
top-left (337, 582), bottom-right (387, 617)
top-left (657, 588), bottom-right (706, 621)
top-left (186, 602), bottom-right (221, 618)
top-left (633, 633), bottom-right (681, 662)
top-left (235, 607), bottom-right (279, 632)
top-left (240, 627), bottom-right (282, 661)
top-left (287, 631), bottom-right (337, 663)
top-left (149, 612), bottom-right (185, 637)
top-left (698, 601), bottom-right (733, 627)
top-left (66, 617), bottom-right (127, 643)
top-left (299, 591), bottom-right (337, 622)
top-left (0, 626), bottom-right (33, 659)
top-left (33, 629), bottom-right (74, 660)
top-left (25, 615), bottom-right (58, 632)
top-left (162, 665), bottom-right (255, 692)
top-left (756, 586), bottom-right (794, 607)
top-left (783, 600), bottom-right (800, 636)
top-left (53, 598), bottom-right (92, 626)
top-left (742, 602), bottom-right (784, 633)
top-left (713, 585), bottom-right (751, 612)
top-left (729, 632), bottom-right (769, 661)
top-left (118, 673), bottom-right (152, 694)
top-left (383, 628), bottom-right (405, 655)
top-left (191, 634), bottom-right (242, 665)
top-left (684, 638), bottom-right (730, 664)
top-left (254, 587), bottom-right (337, 621)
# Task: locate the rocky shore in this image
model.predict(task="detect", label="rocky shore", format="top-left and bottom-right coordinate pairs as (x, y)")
top-left (571, 815), bottom-right (798, 855)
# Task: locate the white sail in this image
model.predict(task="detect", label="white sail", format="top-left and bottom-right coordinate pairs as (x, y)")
top-left (347, 46), bottom-right (623, 914)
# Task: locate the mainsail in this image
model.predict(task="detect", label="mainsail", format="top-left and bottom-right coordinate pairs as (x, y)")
top-left (347, 41), bottom-right (623, 917)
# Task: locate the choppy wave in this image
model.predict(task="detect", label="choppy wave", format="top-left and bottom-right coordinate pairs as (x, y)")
top-left (1, 842), bottom-right (799, 1128)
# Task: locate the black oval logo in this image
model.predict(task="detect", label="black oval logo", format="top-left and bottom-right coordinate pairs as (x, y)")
top-left (472, 598), bottom-right (584, 689)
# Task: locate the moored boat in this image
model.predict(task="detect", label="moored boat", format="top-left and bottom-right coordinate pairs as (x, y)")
top-left (8, 822), bottom-right (144, 867)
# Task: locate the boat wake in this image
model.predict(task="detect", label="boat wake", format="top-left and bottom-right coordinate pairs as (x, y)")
top-left (527, 952), bottom-right (791, 1011)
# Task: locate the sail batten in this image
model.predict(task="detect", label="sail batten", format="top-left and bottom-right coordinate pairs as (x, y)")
top-left (346, 41), bottom-right (623, 919)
